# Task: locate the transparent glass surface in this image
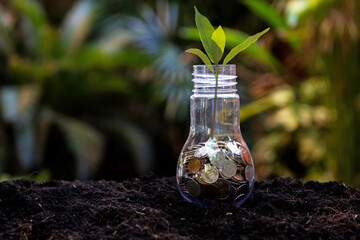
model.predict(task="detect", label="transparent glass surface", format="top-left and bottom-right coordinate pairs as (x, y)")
top-left (176, 65), bottom-right (254, 206)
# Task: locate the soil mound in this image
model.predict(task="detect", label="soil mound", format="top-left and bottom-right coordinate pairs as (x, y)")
top-left (0, 177), bottom-right (359, 239)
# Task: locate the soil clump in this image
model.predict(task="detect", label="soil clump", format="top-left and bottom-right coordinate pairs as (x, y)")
top-left (0, 176), bottom-right (359, 239)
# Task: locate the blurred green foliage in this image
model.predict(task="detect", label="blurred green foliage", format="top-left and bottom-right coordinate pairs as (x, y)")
top-left (242, 0), bottom-right (360, 186)
top-left (0, 0), bottom-right (359, 186)
top-left (0, 0), bottom-right (188, 180)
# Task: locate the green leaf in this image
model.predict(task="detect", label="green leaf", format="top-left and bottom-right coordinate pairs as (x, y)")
top-left (11, 0), bottom-right (46, 27)
top-left (211, 26), bottom-right (226, 53)
top-left (194, 7), bottom-right (215, 62)
top-left (243, 0), bottom-right (287, 30)
top-left (224, 28), bottom-right (281, 70)
top-left (185, 48), bottom-right (214, 74)
top-left (210, 40), bottom-right (223, 64)
top-left (222, 28), bottom-right (269, 69)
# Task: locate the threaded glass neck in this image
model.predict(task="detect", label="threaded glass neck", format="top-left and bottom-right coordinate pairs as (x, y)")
top-left (192, 65), bottom-right (237, 94)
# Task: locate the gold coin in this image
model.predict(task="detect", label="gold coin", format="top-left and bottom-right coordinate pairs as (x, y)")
top-left (188, 158), bottom-right (201, 173)
top-left (202, 164), bottom-right (219, 184)
top-left (197, 175), bottom-right (207, 185)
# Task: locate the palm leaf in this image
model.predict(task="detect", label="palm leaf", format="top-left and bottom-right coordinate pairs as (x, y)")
top-left (43, 109), bottom-right (104, 180)
top-left (59, 0), bottom-right (96, 55)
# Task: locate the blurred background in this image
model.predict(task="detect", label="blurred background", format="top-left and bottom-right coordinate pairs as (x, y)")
top-left (0, 0), bottom-right (359, 186)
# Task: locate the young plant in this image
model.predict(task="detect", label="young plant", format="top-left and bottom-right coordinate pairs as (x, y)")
top-left (186, 7), bottom-right (269, 138)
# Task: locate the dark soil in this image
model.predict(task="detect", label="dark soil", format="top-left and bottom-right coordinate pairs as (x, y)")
top-left (0, 177), bottom-right (359, 239)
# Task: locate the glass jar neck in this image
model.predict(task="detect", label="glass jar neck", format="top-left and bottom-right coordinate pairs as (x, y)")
top-left (192, 64), bottom-right (237, 95)
top-left (189, 65), bottom-right (241, 140)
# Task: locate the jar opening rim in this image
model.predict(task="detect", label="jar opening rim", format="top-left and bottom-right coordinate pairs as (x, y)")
top-left (192, 64), bottom-right (236, 77)
top-left (193, 64), bottom-right (236, 67)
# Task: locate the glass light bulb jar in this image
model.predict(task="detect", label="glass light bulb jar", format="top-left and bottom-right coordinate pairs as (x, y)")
top-left (176, 64), bottom-right (254, 206)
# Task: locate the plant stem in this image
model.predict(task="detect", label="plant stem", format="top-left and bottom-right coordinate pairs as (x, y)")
top-left (210, 64), bottom-right (219, 139)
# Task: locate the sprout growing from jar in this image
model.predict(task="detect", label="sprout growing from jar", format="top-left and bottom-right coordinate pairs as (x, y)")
top-left (185, 7), bottom-right (269, 139)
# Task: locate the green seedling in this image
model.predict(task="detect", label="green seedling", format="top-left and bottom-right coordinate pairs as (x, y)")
top-left (186, 6), bottom-right (269, 138)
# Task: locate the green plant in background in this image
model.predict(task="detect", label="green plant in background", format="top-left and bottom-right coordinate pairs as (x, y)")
top-left (0, 0), bottom-right (203, 181)
top-left (186, 7), bottom-right (269, 138)
top-left (0, 0), bottom-right (157, 180)
top-left (241, 0), bottom-right (360, 186)
top-left (110, 0), bottom-right (191, 120)
top-left (0, 0), bottom-right (107, 179)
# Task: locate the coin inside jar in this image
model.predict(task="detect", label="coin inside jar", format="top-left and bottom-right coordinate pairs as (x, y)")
top-left (188, 158), bottom-right (201, 173)
top-left (220, 160), bottom-right (237, 178)
top-left (185, 178), bottom-right (201, 197)
top-left (216, 179), bottom-right (232, 200)
top-left (210, 151), bottom-right (227, 169)
top-left (196, 174), bottom-right (207, 185)
top-left (194, 146), bottom-right (208, 158)
top-left (201, 164), bottom-right (219, 184)
top-left (226, 141), bottom-right (241, 155)
top-left (241, 149), bottom-right (252, 165)
top-left (202, 184), bottom-right (220, 200)
top-left (236, 183), bottom-right (249, 196)
top-left (245, 165), bottom-right (254, 181)
top-left (233, 172), bottom-right (244, 181)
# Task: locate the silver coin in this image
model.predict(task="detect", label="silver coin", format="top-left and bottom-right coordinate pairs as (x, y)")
top-left (210, 151), bottom-right (227, 169)
top-left (226, 141), bottom-right (241, 155)
top-left (217, 141), bottom-right (226, 148)
top-left (226, 150), bottom-right (243, 163)
top-left (233, 154), bottom-right (243, 163)
top-left (205, 139), bottom-right (219, 149)
top-left (245, 165), bottom-right (254, 181)
top-left (194, 146), bottom-right (208, 158)
top-left (220, 160), bottom-right (237, 178)
top-left (185, 179), bottom-right (201, 197)
top-left (225, 153), bottom-right (236, 161)
top-left (202, 164), bottom-right (219, 184)
top-left (183, 151), bottom-right (196, 158)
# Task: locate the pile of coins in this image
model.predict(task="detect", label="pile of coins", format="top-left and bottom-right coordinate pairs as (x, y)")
top-left (178, 139), bottom-right (254, 204)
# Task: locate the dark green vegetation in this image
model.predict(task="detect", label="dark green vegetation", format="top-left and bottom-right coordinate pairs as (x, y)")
top-left (0, 0), bottom-right (360, 186)
top-left (0, 177), bottom-right (359, 239)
